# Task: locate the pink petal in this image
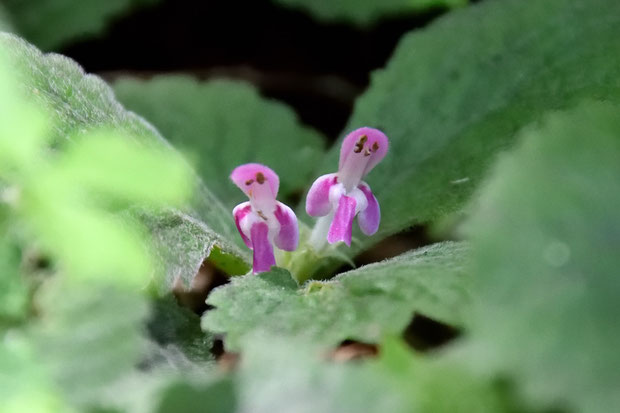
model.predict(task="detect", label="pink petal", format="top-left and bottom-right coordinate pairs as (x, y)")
top-left (230, 163), bottom-right (280, 199)
top-left (274, 201), bottom-right (299, 251)
top-left (327, 195), bottom-right (357, 246)
top-left (338, 127), bottom-right (389, 190)
top-left (357, 183), bottom-right (380, 236)
top-left (233, 202), bottom-right (252, 248)
top-left (250, 221), bottom-right (276, 274)
top-left (305, 173), bottom-right (338, 217)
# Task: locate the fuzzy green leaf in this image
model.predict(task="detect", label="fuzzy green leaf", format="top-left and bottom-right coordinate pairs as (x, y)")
top-left (203, 241), bottom-right (470, 351)
top-left (114, 76), bottom-right (325, 210)
top-left (465, 102), bottom-right (620, 413)
top-left (321, 0), bottom-right (620, 255)
top-left (0, 33), bottom-right (249, 287)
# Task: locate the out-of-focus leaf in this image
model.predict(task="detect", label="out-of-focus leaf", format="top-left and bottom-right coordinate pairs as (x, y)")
top-left (0, 332), bottom-right (64, 413)
top-left (319, 0), bottom-right (620, 256)
top-left (464, 102), bottom-right (620, 413)
top-left (0, 6), bottom-right (12, 32)
top-left (156, 377), bottom-right (237, 413)
top-left (0, 235), bottom-right (28, 322)
top-left (2, 0), bottom-right (160, 50)
top-left (34, 281), bottom-right (149, 409)
top-left (273, 0), bottom-right (466, 26)
top-left (114, 76), bottom-right (325, 209)
top-left (204, 241), bottom-right (470, 351)
top-left (236, 336), bottom-right (518, 413)
top-left (0, 33), bottom-right (249, 288)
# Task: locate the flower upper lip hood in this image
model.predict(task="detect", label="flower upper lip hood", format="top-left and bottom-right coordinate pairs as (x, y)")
top-left (306, 127), bottom-right (388, 247)
top-left (231, 163), bottom-right (299, 274)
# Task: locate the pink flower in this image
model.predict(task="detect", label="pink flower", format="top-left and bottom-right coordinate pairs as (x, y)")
top-left (231, 163), bottom-right (299, 273)
top-left (306, 127), bottom-right (388, 247)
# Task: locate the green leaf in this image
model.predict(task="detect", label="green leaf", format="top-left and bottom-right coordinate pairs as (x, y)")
top-left (0, 331), bottom-right (64, 413)
top-left (155, 377), bottom-right (237, 413)
top-left (34, 281), bottom-right (149, 409)
top-left (145, 296), bottom-right (214, 371)
top-left (321, 0), bottom-right (620, 256)
top-left (464, 102), bottom-right (620, 413)
top-left (0, 235), bottom-right (28, 323)
top-left (203, 241), bottom-right (470, 351)
top-left (114, 76), bottom-right (325, 210)
top-left (273, 0), bottom-right (466, 26)
top-left (0, 33), bottom-right (249, 286)
top-left (236, 335), bottom-right (519, 413)
top-left (2, 0), bottom-right (160, 50)
top-left (142, 211), bottom-right (249, 293)
top-left (0, 6), bottom-right (12, 32)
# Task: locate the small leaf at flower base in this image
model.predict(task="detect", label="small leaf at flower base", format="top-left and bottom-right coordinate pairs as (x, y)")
top-left (318, 0), bottom-right (620, 256)
top-left (203, 241), bottom-right (470, 351)
top-left (114, 76), bottom-right (325, 210)
top-left (464, 102), bottom-right (620, 413)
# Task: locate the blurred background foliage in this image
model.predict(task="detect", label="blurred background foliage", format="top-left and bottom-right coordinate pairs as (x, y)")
top-left (0, 0), bottom-right (619, 412)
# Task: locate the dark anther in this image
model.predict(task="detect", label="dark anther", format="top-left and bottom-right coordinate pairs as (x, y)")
top-left (256, 172), bottom-right (266, 184)
top-left (257, 210), bottom-right (268, 220)
top-left (245, 179), bottom-right (254, 185)
top-left (372, 142), bottom-right (379, 152)
top-left (354, 135), bottom-right (367, 154)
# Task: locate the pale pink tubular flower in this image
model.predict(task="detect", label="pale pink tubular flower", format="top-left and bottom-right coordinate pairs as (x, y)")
top-left (231, 163), bottom-right (299, 274)
top-left (306, 127), bottom-right (388, 247)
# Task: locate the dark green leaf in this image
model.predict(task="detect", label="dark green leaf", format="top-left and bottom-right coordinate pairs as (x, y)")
top-left (156, 377), bottom-right (236, 413)
top-left (320, 0), bottom-right (620, 256)
top-left (2, 0), bottom-right (160, 50)
top-left (145, 296), bottom-right (213, 371)
top-left (114, 76), bottom-right (325, 210)
top-left (273, 0), bottom-right (466, 26)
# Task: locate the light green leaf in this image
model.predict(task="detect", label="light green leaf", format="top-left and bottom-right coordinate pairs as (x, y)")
top-left (464, 102), bottom-right (620, 413)
top-left (320, 0), bottom-right (620, 256)
top-left (34, 281), bottom-right (149, 409)
top-left (0, 33), bottom-right (249, 287)
top-left (236, 335), bottom-right (518, 413)
top-left (2, 0), bottom-right (160, 50)
top-left (273, 0), bottom-right (466, 26)
top-left (0, 331), bottom-right (64, 413)
top-left (203, 241), bottom-right (470, 351)
top-left (0, 234), bottom-right (29, 323)
top-left (114, 76), bottom-right (325, 209)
